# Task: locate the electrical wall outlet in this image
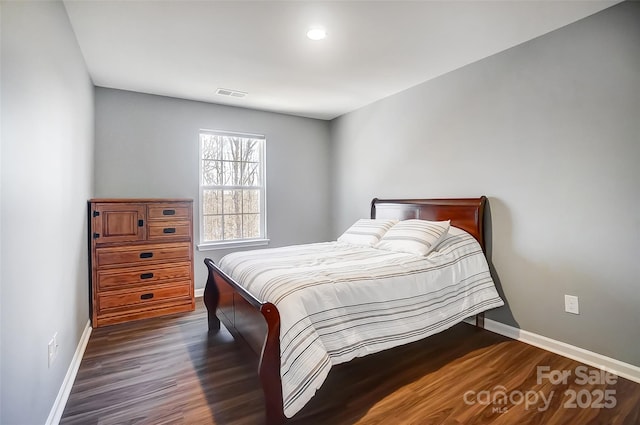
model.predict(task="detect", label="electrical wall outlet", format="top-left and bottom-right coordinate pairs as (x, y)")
top-left (48, 332), bottom-right (59, 368)
top-left (564, 295), bottom-right (579, 315)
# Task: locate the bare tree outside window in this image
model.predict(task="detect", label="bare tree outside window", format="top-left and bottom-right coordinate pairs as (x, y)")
top-left (200, 131), bottom-right (266, 244)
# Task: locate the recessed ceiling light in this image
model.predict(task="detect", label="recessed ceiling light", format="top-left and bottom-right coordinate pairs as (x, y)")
top-left (306, 27), bottom-right (327, 41)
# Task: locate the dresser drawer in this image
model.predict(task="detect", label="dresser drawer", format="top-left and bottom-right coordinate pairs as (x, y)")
top-left (147, 221), bottom-right (191, 241)
top-left (95, 242), bottom-right (191, 267)
top-left (97, 262), bottom-right (192, 291)
top-left (98, 282), bottom-right (192, 312)
top-left (147, 203), bottom-right (191, 221)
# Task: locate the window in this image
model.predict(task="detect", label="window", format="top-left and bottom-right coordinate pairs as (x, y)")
top-left (199, 130), bottom-right (267, 249)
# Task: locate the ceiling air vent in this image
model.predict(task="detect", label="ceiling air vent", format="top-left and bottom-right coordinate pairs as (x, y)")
top-left (216, 88), bottom-right (247, 98)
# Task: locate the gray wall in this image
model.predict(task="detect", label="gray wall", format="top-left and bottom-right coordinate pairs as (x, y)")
top-left (330, 2), bottom-right (640, 366)
top-left (1, 1), bottom-right (95, 424)
top-left (94, 88), bottom-right (332, 287)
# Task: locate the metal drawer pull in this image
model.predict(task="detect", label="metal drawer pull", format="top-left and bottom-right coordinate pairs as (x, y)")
top-left (140, 273), bottom-right (154, 279)
top-left (163, 228), bottom-right (176, 234)
top-left (162, 209), bottom-right (176, 215)
top-left (140, 293), bottom-right (154, 300)
top-left (140, 252), bottom-right (153, 258)
top-left (138, 219), bottom-right (144, 227)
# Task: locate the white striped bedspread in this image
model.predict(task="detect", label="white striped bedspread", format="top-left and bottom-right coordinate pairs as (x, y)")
top-left (218, 226), bottom-right (504, 418)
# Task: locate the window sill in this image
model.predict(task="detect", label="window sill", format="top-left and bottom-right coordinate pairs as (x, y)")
top-left (197, 239), bottom-right (270, 251)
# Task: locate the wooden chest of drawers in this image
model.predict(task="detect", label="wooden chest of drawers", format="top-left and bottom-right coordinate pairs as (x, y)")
top-left (89, 199), bottom-right (195, 327)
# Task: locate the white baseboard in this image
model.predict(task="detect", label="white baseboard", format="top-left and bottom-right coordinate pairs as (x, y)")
top-left (474, 318), bottom-right (640, 384)
top-left (45, 320), bottom-right (92, 425)
top-left (195, 288), bottom-right (204, 298)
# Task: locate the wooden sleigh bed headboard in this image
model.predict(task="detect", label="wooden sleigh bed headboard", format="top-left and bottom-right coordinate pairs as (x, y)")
top-left (371, 196), bottom-right (487, 251)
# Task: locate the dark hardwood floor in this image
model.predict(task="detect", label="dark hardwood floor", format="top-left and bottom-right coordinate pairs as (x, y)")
top-left (61, 299), bottom-right (640, 425)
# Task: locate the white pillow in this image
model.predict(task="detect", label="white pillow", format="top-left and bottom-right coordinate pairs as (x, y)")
top-left (375, 219), bottom-right (450, 256)
top-left (337, 219), bottom-right (398, 246)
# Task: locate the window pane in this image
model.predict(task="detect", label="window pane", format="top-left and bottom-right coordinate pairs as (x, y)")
top-left (243, 214), bottom-right (260, 238)
top-left (202, 189), bottom-right (222, 215)
top-left (242, 139), bottom-right (261, 162)
top-left (201, 134), bottom-right (221, 160)
top-left (242, 162), bottom-right (260, 186)
top-left (223, 190), bottom-right (242, 214)
top-left (222, 137), bottom-right (242, 162)
top-left (223, 160), bottom-right (242, 186)
top-left (224, 214), bottom-right (242, 240)
top-left (243, 190), bottom-right (260, 213)
top-left (202, 160), bottom-right (222, 185)
top-left (203, 215), bottom-right (223, 241)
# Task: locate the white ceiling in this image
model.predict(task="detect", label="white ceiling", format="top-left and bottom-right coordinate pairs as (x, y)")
top-left (63, 0), bottom-right (619, 120)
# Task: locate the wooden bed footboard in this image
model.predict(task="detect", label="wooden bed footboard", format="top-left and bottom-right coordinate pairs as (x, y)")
top-left (203, 258), bottom-right (285, 425)
top-left (203, 196), bottom-right (490, 424)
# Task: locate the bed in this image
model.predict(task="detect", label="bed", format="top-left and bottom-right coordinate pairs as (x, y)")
top-left (203, 197), bottom-right (504, 424)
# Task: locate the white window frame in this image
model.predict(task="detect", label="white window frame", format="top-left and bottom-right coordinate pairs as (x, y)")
top-left (197, 129), bottom-right (268, 251)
